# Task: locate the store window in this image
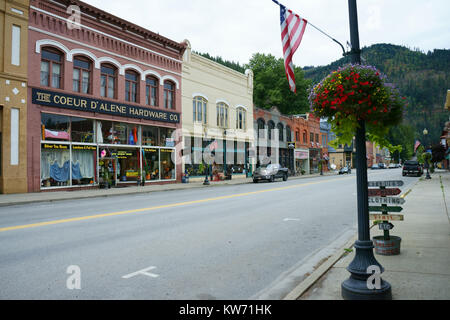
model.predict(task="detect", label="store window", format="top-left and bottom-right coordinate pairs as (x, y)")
top-left (101, 148), bottom-right (140, 182)
top-left (125, 70), bottom-right (139, 103)
top-left (164, 81), bottom-right (175, 109)
top-left (146, 77), bottom-right (159, 106)
top-left (142, 148), bottom-right (160, 181)
top-left (41, 113), bottom-right (70, 142)
top-left (114, 122), bottom-right (139, 145)
top-left (41, 143), bottom-right (70, 187)
top-left (73, 56), bottom-right (91, 94)
top-left (160, 149), bottom-right (175, 180)
top-left (142, 126), bottom-right (158, 146)
top-left (41, 47), bottom-right (63, 89)
top-left (236, 107), bottom-right (246, 130)
top-left (193, 96), bottom-right (207, 124)
top-left (71, 117), bottom-right (94, 143)
top-left (216, 103), bottom-right (228, 128)
top-left (160, 127), bottom-right (175, 147)
top-left (100, 64), bottom-right (116, 99)
top-left (72, 145), bottom-right (97, 185)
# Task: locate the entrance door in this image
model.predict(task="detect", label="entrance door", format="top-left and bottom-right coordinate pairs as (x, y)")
top-left (99, 157), bottom-right (118, 186)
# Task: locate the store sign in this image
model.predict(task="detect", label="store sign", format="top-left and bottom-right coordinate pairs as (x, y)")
top-left (294, 150), bottom-right (309, 160)
top-left (32, 88), bottom-right (180, 124)
top-left (72, 145), bottom-right (97, 151)
top-left (42, 143), bottom-right (69, 149)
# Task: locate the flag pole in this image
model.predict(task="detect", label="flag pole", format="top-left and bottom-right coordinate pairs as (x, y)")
top-left (271, 0), bottom-right (347, 56)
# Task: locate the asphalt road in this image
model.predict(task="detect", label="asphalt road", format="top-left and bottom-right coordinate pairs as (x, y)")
top-left (0, 168), bottom-right (419, 300)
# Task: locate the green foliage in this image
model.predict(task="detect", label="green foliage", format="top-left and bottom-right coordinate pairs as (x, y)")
top-left (193, 51), bottom-right (246, 73)
top-left (386, 125), bottom-right (415, 162)
top-left (245, 53), bottom-right (311, 114)
top-left (416, 145), bottom-right (425, 164)
top-left (304, 44), bottom-right (450, 147)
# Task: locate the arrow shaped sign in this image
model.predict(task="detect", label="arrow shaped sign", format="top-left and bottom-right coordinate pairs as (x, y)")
top-left (369, 206), bottom-right (403, 213)
top-left (368, 188), bottom-right (402, 197)
top-left (368, 180), bottom-right (404, 187)
top-left (368, 197), bottom-right (406, 205)
top-left (370, 214), bottom-right (404, 221)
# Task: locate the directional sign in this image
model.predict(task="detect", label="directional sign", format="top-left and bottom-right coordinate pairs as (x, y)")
top-left (368, 188), bottom-right (402, 197)
top-left (368, 197), bottom-right (406, 205)
top-left (370, 214), bottom-right (404, 221)
top-left (369, 206), bottom-right (403, 213)
top-left (368, 180), bottom-right (404, 187)
top-left (378, 222), bottom-right (394, 231)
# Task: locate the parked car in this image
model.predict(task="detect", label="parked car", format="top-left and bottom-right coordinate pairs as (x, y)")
top-left (378, 163), bottom-right (387, 169)
top-left (388, 163), bottom-right (397, 169)
top-left (253, 164), bottom-right (288, 183)
top-left (371, 164), bottom-right (380, 170)
top-left (339, 166), bottom-right (352, 174)
top-left (402, 160), bottom-right (423, 177)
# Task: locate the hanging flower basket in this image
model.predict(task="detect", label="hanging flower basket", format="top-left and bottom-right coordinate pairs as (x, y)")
top-left (309, 64), bottom-right (407, 148)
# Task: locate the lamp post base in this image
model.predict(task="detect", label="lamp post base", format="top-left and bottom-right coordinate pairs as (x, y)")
top-left (341, 240), bottom-right (392, 300)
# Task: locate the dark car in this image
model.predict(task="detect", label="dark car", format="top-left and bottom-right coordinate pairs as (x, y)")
top-left (339, 166), bottom-right (352, 174)
top-left (402, 160), bottom-right (423, 177)
top-left (253, 164), bottom-right (288, 183)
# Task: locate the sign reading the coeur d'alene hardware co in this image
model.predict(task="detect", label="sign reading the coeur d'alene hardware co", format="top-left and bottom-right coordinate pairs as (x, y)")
top-left (32, 88), bottom-right (180, 124)
top-left (367, 180), bottom-right (404, 187)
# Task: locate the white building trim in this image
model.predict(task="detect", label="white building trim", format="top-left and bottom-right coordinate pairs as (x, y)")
top-left (161, 75), bottom-right (180, 89)
top-left (192, 93), bottom-right (209, 101)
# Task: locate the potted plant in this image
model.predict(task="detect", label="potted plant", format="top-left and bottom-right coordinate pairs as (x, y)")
top-left (310, 64), bottom-right (407, 255)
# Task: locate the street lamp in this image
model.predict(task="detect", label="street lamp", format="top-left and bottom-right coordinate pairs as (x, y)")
top-left (341, 0), bottom-right (391, 300)
top-left (423, 129), bottom-right (431, 179)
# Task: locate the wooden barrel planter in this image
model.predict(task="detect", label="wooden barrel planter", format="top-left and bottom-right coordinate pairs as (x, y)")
top-left (373, 236), bottom-right (401, 256)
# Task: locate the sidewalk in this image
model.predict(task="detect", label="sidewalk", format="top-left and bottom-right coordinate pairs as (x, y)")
top-left (0, 171), bottom-right (337, 207)
top-left (294, 170), bottom-right (450, 300)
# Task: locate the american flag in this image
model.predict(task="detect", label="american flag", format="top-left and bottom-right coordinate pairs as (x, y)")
top-left (414, 140), bottom-right (421, 153)
top-left (273, 0), bottom-right (308, 93)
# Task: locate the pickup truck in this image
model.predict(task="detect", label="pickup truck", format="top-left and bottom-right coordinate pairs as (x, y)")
top-left (402, 160), bottom-right (423, 177)
top-left (253, 164), bottom-right (289, 183)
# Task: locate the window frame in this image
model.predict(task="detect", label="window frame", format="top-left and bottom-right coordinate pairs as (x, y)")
top-left (193, 96), bottom-right (207, 125)
top-left (216, 102), bottom-right (229, 128)
top-left (40, 47), bottom-right (64, 89)
top-left (163, 81), bottom-right (175, 109)
top-left (125, 70), bottom-right (139, 103)
top-left (236, 107), bottom-right (246, 130)
top-left (100, 63), bottom-right (117, 99)
top-left (73, 56), bottom-right (92, 94)
top-left (146, 76), bottom-right (159, 107)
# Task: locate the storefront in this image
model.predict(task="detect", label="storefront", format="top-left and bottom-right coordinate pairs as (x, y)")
top-left (294, 148), bottom-right (309, 175)
top-left (34, 89), bottom-right (179, 191)
top-left (309, 149), bottom-right (322, 174)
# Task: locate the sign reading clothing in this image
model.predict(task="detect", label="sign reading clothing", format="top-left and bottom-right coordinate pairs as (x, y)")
top-left (32, 88), bottom-right (180, 124)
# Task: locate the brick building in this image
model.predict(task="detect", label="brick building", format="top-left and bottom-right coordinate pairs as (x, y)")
top-left (27, 0), bottom-right (186, 192)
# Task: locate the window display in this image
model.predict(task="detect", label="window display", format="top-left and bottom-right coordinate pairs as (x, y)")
top-left (72, 146), bottom-right (97, 185)
top-left (41, 144), bottom-right (70, 187)
top-left (142, 148), bottom-right (160, 181)
top-left (160, 149), bottom-right (175, 180)
top-left (41, 114), bottom-right (70, 141)
top-left (71, 117), bottom-right (94, 143)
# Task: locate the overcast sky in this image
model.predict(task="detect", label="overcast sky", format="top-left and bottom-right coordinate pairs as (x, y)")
top-left (83, 0), bottom-right (450, 68)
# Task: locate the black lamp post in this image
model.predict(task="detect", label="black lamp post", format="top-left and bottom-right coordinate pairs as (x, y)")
top-left (341, 0), bottom-right (392, 300)
top-left (423, 129), bottom-right (432, 179)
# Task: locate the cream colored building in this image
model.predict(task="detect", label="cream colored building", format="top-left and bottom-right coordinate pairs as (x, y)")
top-left (181, 40), bottom-right (255, 181)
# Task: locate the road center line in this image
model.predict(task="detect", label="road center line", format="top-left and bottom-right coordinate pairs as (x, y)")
top-left (0, 177), bottom-right (352, 233)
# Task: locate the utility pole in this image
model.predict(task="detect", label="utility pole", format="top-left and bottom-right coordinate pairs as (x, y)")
top-left (341, 0), bottom-right (392, 300)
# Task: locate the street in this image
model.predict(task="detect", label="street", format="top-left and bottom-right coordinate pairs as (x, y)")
top-left (0, 168), bottom-right (419, 300)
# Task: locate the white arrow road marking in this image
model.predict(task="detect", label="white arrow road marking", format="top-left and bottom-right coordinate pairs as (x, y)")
top-left (122, 266), bottom-right (159, 279)
top-left (283, 218), bottom-right (300, 222)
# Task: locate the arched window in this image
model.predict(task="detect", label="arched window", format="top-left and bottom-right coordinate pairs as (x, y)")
top-left (164, 81), bottom-right (175, 109)
top-left (73, 56), bottom-right (92, 94)
top-left (286, 125), bottom-right (292, 142)
top-left (268, 121), bottom-right (275, 140)
top-left (146, 76), bottom-right (159, 106)
top-left (236, 107), bottom-right (246, 130)
top-left (216, 102), bottom-right (228, 128)
top-left (125, 70), bottom-right (139, 103)
top-left (257, 118), bottom-right (265, 139)
top-left (193, 96), bottom-right (207, 124)
top-left (277, 123), bottom-right (284, 141)
top-left (303, 130), bottom-right (307, 144)
top-left (295, 130), bottom-right (300, 142)
top-left (41, 47), bottom-right (63, 89)
top-left (100, 63), bottom-right (117, 99)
